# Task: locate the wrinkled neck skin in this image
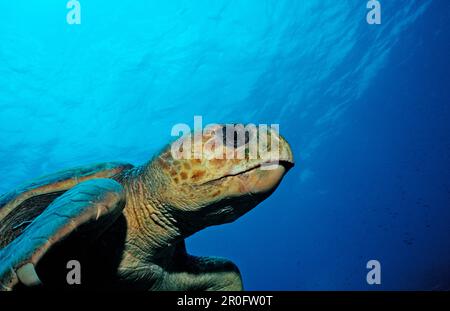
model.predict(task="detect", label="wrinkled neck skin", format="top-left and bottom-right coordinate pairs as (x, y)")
top-left (119, 161), bottom-right (200, 267)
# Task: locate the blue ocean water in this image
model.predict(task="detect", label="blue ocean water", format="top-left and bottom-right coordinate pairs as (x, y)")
top-left (0, 0), bottom-right (449, 290)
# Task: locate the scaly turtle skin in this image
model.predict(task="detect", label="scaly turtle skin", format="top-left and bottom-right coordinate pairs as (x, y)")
top-left (0, 125), bottom-right (294, 290)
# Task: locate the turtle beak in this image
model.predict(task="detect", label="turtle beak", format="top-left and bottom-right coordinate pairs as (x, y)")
top-left (259, 132), bottom-right (294, 171)
top-left (278, 134), bottom-right (295, 171)
top-left (244, 133), bottom-right (294, 194)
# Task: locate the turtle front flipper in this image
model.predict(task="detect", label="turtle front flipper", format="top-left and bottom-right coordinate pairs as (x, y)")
top-left (0, 178), bottom-right (125, 291)
top-left (163, 245), bottom-right (244, 291)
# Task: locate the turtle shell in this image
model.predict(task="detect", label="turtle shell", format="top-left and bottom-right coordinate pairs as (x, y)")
top-left (0, 162), bottom-right (133, 249)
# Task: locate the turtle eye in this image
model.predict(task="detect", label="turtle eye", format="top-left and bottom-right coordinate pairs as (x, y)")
top-left (221, 126), bottom-right (250, 148)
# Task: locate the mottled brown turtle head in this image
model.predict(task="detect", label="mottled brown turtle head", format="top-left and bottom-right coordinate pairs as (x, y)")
top-left (147, 124), bottom-right (294, 235)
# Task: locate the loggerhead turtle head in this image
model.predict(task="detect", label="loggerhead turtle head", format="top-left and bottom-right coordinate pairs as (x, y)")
top-left (149, 124), bottom-right (294, 232)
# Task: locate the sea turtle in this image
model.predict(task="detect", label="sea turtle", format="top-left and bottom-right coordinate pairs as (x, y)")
top-left (0, 125), bottom-right (294, 291)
